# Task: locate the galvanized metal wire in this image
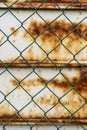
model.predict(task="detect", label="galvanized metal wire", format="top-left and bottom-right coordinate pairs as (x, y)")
top-left (0, 0), bottom-right (87, 130)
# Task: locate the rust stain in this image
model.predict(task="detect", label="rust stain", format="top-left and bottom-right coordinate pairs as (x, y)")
top-left (23, 19), bottom-right (87, 62)
top-left (49, 79), bottom-right (71, 91)
top-left (10, 69), bottom-right (87, 98)
top-left (0, 19), bottom-right (87, 65)
top-left (12, 79), bottom-right (18, 86)
top-left (24, 19), bottom-right (72, 41)
top-left (11, 78), bottom-right (46, 87)
top-left (75, 76), bottom-right (87, 97)
top-left (0, 0), bottom-right (87, 9)
top-left (10, 27), bottom-right (18, 37)
top-left (25, 19), bottom-right (87, 42)
top-left (78, 23), bottom-right (87, 39)
top-left (37, 94), bottom-right (58, 106)
top-left (10, 79), bottom-right (19, 86)
top-left (10, 27), bottom-right (15, 32)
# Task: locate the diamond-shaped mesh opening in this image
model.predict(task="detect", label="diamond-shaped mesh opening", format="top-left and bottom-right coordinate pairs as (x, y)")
top-left (9, 27), bottom-right (34, 51)
top-left (0, 11), bottom-right (20, 35)
top-left (34, 87), bottom-right (58, 112)
top-left (0, 0), bottom-right (87, 129)
top-left (49, 44), bottom-right (73, 63)
top-left (6, 87), bottom-right (31, 111)
top-left (60, 89), bottom-right (84, 114)
top-left (63, 31), bottom-right (87, 54)
top-left (46, 102), bottom-right (71, 119)
top-left (0, 69), bottom-right (19, 96)
top-left (48, 73), bottom-right (72, 97)
top-left (50, 15), bottom-right (74, 39)
top-left (61, 67), bottom-right (86, 84)
top-left (22, 43), bottom-right (47, 62)
top-left (0, 41), bottom-right (19, 63)
top-left (36, 29), bottom-right (60, 53)
top-left (23, 13), bottom-right (48, 38)
top-left (19, 101), bottom-right (44, 119)
top-left (20, 72), bottom-right (46, 96)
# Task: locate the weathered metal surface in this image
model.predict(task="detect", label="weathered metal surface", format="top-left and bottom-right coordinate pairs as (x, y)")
top-left (0, 67), bottom-right (87, 124)
top-left (0, 10), bottom-right (87, 66)
top-left (0, 125), bottom-right (87, 130)
top-left (0, 0), bottom-right (87, 9)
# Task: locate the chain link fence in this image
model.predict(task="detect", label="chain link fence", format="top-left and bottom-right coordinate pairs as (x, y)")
top-left (0, 0), bottom-right (87, 130)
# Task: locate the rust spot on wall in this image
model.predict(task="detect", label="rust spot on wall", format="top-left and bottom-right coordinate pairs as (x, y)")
top-left (22, 78), bottom-right (46, 87)
top-left (37, 94), bottom-right (58, 106)
top-left (24, 19), bottom-right (71, 43)
top-left (10, 27), bottom-right (18, 37)
top-left (77, 23), bottom-right (87, 39)
top-left (10, 79), bottom-right (19, 86)
top-left (10, 70), bottom-right (87, 98)
top-left (24, 19), bottom-right (87, 58)
top-left (24, 19), bottom-right (87, 41)
top-left (75, 76), bottom-right (87, 98)
top-left (10, 27), bottom-right (15, 32)
top-left (11, 78), bottom-right (46, 87)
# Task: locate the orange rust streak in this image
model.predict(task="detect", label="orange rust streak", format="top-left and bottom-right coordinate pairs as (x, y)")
top-left (10, 27), bottom-right (15, 32)
top-left (24, 20), bottom-right (87, 54)
top-left (10, 72), bottom-right (87, 98)
top-left (10, 27), bottom-right (19, 37)
top-left (10, 79), bottom-right (19, 86)
top-left (1, 0), bottom-right (87, 9)
top-left (0, 19), bottom-right (87, 66)
top-left (11, 78), bottom-right (46, 87)
top-left (25, 19), bottom-right (87, 42)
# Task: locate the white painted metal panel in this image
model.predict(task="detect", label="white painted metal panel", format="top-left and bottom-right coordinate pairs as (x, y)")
top-left (0, 10), bottom-right (87, 66)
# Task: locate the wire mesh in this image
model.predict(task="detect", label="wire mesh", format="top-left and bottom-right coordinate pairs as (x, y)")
top-left (0, 0), bottom-right (87, 130)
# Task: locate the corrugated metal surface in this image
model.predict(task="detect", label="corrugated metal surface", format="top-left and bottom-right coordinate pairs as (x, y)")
top-left (0, 10), bottom-right (87, 66)
top-left (0, 67), bottom-right (87, 124)
top-left (0, 0), bottom-right (87, 9)
top-left (0, 0), bottom-right (87, 128)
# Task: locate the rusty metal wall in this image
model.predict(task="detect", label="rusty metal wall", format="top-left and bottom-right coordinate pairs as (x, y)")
top-left (0, 67), bottom-right (87, 124)
top-left (0, 9), bottom-right (87, 67)
top-left (0, 0), bottom-right (87, 130)
top-left (0, 0), bottom-right (87, 9)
